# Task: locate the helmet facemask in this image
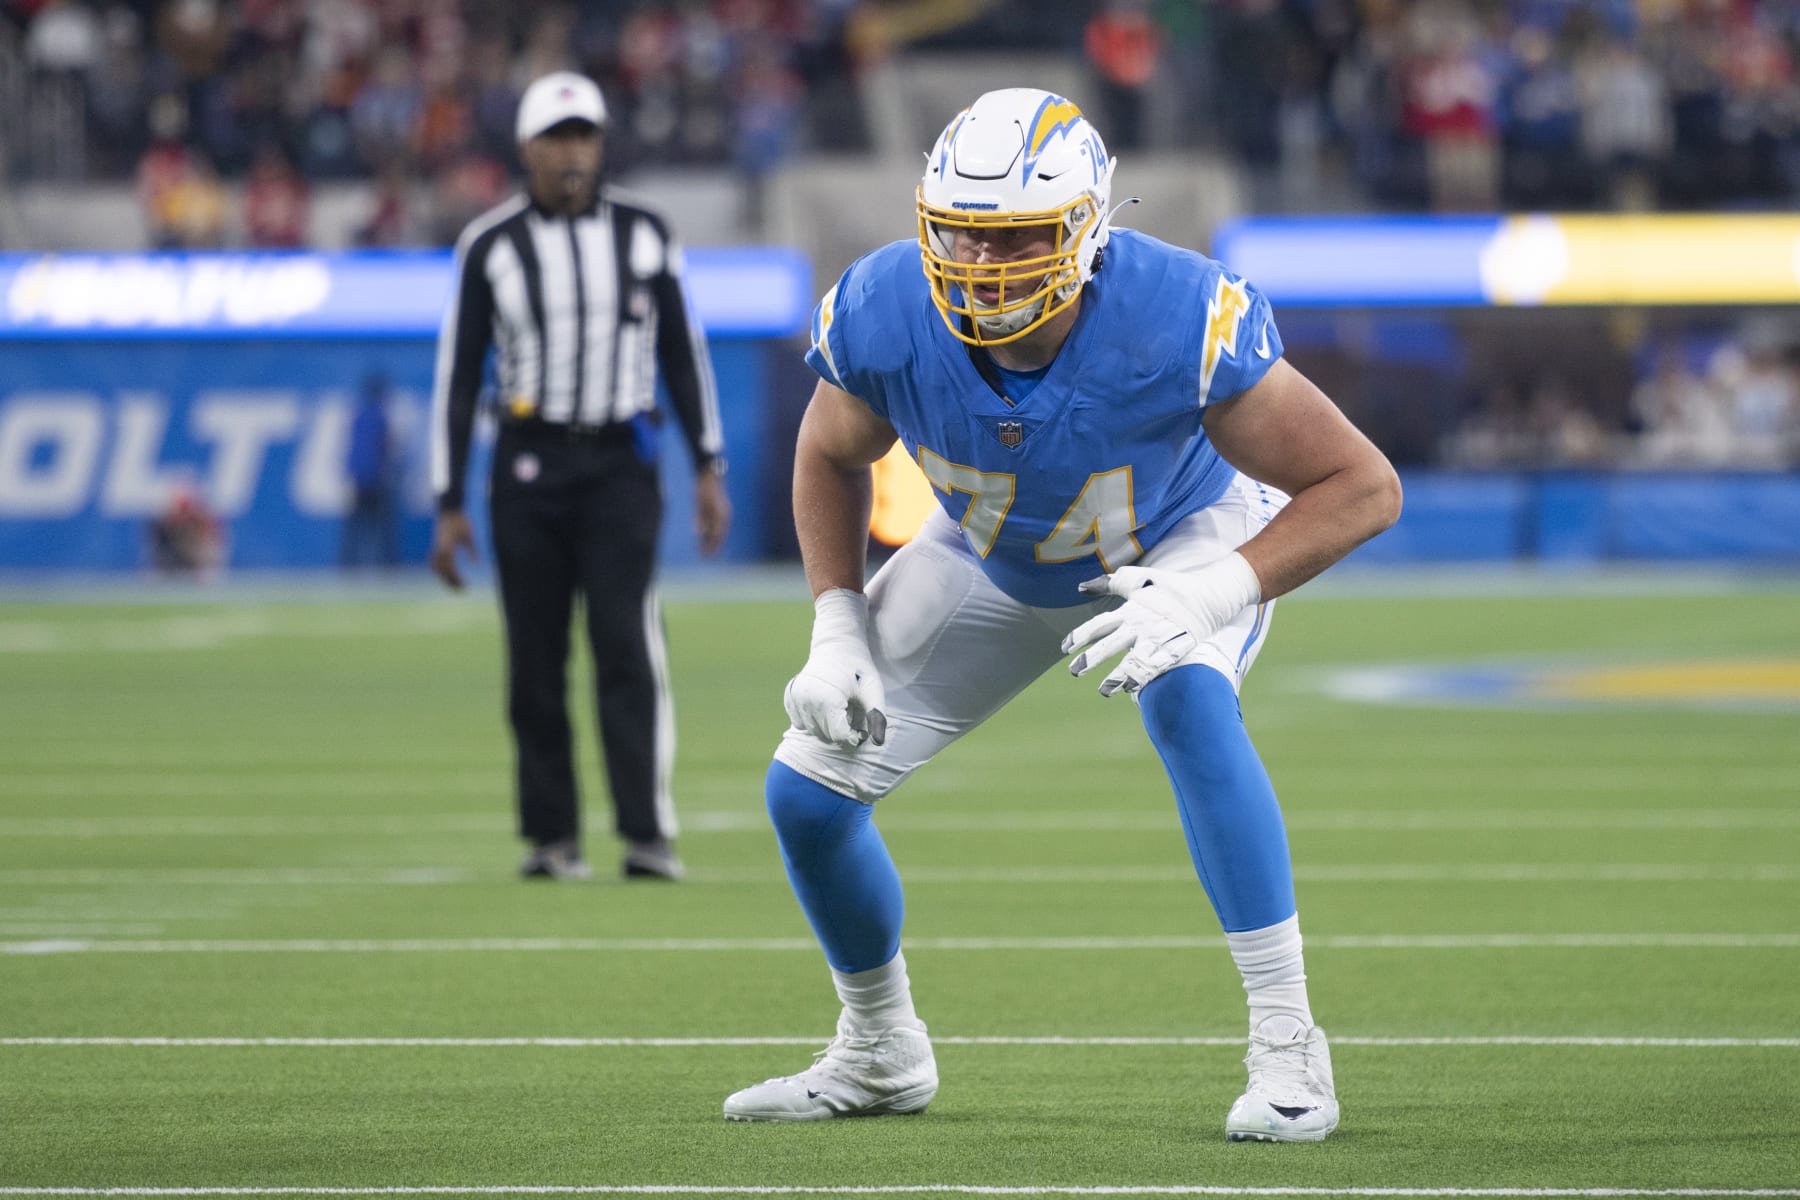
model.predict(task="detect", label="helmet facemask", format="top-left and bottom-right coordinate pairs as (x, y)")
top-left (917, 192), bottom-right (1103, 345)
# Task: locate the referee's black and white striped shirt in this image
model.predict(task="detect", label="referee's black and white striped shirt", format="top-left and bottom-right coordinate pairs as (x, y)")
top-left (429, 190), bottom-right (725, 511)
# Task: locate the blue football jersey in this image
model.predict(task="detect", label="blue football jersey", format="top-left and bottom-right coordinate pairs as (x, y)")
top-left (805, 228), bottom-right (1284, 608)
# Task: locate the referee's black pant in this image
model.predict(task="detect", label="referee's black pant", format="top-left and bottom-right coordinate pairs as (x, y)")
top-left (488, 421), bottom-right (671, 848)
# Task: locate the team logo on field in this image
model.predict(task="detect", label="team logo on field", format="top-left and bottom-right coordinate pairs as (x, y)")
top-left (997, 420), bottom-right (1024, 448)
top-left (1320, 658), bottom-right (1800, 713)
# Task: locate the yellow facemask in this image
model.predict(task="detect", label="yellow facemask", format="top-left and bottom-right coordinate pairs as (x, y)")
top-left (917, 190), bottom-right (1101, 348)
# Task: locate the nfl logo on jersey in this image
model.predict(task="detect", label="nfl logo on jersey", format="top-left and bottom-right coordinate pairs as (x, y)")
top-left (998, 420), bottom-right (1024, 448)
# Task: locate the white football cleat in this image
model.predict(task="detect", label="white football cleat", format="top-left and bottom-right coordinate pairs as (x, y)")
top-left (723, 1014), bottom-right (937, 1122)
top-left (1225, 1014), bottom-right (1339, 1142)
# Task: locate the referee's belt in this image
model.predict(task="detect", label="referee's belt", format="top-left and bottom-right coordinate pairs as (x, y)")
top-left (500, 416), bottom-right (635, 444)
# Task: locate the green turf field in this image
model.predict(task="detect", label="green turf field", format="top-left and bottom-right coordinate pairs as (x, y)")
top-left (2, 578), bottom-right (1797, 1197)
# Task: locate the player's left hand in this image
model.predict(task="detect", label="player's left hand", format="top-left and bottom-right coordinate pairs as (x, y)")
top-left (1062, 552), bottom-right (1262, 698)
top-left (783, 588), bottom-right (888, 749)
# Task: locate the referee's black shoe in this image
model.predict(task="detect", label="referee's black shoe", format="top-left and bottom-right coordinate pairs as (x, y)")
top-left (623, 837), bottom-right (684, 881)
top-left (520, 838), bottom-right (593, 881)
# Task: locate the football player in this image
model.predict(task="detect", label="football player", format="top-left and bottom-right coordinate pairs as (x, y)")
top-left (722, 89), bottom-right (1401, 1142)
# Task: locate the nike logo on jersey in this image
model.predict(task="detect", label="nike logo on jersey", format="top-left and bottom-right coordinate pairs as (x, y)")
top-left (1255, 316), bottom-right (1272, 360)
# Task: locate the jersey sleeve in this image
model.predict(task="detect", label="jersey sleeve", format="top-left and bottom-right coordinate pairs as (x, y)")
top-left (1196, 270), bottom-right (1284, 407)
top-left (802, 255), bottom-right (893, 421)
top-left (803, 279), bottom-right (852, 391)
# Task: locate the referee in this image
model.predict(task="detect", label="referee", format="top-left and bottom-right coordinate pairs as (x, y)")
top-left (429, 71), bottom-right (730, 883)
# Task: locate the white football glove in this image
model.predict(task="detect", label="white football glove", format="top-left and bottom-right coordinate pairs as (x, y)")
top-left (1061, 551), bottom-right (1262, 698)
top-left (783, 588), bottom-right (889, 749)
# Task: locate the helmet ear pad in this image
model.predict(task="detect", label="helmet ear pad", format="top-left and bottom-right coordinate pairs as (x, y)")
top-left (1055, 194), bottom-right (1109, 303)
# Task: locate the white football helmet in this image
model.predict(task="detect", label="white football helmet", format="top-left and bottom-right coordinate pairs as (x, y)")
top-left (918, 89), bottom-right (1116, 347)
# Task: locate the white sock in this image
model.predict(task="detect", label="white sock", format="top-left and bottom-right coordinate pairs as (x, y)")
top-left (832, 950), bottom-right (920, 1034)
top-left (1225, 913), bottom-right (1314, 1033)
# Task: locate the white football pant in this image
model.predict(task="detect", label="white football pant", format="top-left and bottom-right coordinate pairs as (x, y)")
top-left (775, 472), bottom-right (1289, 804)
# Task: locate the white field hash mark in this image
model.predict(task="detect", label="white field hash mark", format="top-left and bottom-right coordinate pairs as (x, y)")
top-left (2, 1188), bottom-right (1799, 1197)
top-left (3, 1036), bottom-right (1797, 1049)
top-left (6, 934), bottom-right (1800, 955)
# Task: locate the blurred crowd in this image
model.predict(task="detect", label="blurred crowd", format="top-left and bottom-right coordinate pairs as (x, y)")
top-left (9, 0), bottom-right (1800, 246)
top-left (1205, 0), bottom-right (1800, 214)
top-left (1623, 332), bottom-right (1800, 468)
top-left (5, 0), bottom-right (864, 246)
top-left (1438, 317), bottom-right (1800, 469)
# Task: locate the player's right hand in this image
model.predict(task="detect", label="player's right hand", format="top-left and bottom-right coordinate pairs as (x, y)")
top-left (1063, 552), bottom-right (1262, 698)
top-left (430, 510), bottom-right (477, 591)
top-left (783, 588), bottom-right (888, 749)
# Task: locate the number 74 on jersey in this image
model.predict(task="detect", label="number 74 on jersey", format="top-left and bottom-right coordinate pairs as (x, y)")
top-left (869, 442), bottom-right (1141, 571)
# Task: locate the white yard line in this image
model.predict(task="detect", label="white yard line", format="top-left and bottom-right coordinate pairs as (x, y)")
top-left (5, 933), bottom-right (1798, 956)
top-left (0, 814), bottom-right (506, 834)
top-left (0, 606), bottom-right (494, 654)
top-left (2, 1036), bottom-right (1795, 1049)
top-left (1278, 809), bottom-right (1800, 831)
top-left (1, 1187), bottom-right (1797, 1197)
top-left (0, 783), bottom-right (506, 801)
top-left (0, 924), bottom-right (164, 936)
top-left (1295, 865), bottom-right (1800, 882)
top-left (0, 869), bottom-right (477, 886)
top-left (699, 866), bottom-right (1800, 884)
top-left (1, 865), bottom-right (1796, 888)
top-left (2, 808), bottom-right (1799, 837)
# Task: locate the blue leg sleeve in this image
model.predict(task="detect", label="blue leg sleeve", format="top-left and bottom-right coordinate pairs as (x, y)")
top-left (764, 760), bottom-right (905, 974)
top-left (1138, 665), bottom-right (1297, 933)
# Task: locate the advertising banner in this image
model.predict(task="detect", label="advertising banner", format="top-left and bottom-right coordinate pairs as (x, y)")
top-left (0, 250), bottom-right (805, 572)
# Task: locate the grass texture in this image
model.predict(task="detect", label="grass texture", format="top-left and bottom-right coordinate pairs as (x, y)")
top-left (1, 578), bottom-right (1796, 1194)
